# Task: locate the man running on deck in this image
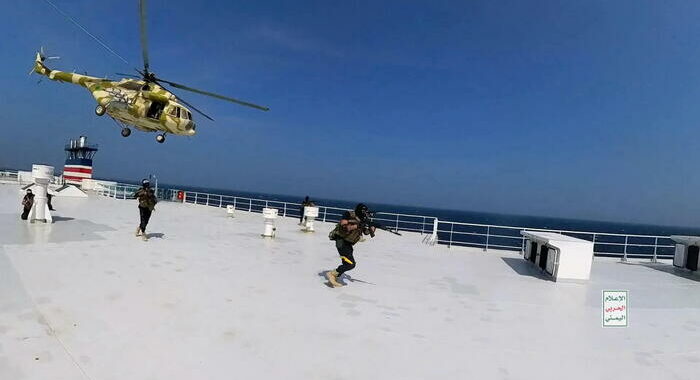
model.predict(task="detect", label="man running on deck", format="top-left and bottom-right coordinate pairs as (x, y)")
top-left (134, 179), bottom-right (157, 241)
top-left (326, 203), bottom-right (376, 287)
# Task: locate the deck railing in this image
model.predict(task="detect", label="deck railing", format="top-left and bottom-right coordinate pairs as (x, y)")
top-left (0, 169), bottom-right (65, 185)
top-left (169, 189), bottom-right (437, 234)
top-left (435, 220), bottom-right (675, 261)
top-left (93, 182), bottom-right (170, 200)
top-left (0, 170), bottom-right (19, 183)
top-left (3, 167), bottom-right (664, 260)
top-left (0, 173), bottom-right (677, 261)
top-left (88, 182), bottom-right (677, 262)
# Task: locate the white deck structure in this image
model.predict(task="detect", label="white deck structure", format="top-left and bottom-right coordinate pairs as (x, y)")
top-left (1, 183), bottom-right (700, 380)
top-left (522, 230), bottom-right (594, 281)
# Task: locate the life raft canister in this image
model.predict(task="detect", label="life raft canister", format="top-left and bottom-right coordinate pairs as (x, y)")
top-left (177, 191), bottom-right (184, 201)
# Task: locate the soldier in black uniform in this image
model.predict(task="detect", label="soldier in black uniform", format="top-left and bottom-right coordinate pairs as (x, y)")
top-left (20, 189), bottom-right (34, 220)
top-left (299, 196), bottom-right (310, 225)
top-left (325, 203), bottom-right (376, 287)
top-left (47, 193), bottom-right (55, 211)
top-left (134, 179), bottom-right (158, 241)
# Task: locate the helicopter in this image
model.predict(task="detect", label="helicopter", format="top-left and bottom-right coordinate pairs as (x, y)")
top-left (31, 0), bottom-right (269, 143)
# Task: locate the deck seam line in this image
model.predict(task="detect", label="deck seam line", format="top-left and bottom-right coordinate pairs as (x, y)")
top-left (26, 285), bottom-right (95, 380)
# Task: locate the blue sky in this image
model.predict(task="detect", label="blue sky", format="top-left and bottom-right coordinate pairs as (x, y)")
top-left (2, 0), bottom-right (700, 226)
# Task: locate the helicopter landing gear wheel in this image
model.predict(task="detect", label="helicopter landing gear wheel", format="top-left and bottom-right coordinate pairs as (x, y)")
top-left (121, 127), bottom-right (131, 137)
top-left (156, 134), bottom-right (166, 143)
top-left (95, 104), bottom-right (106, 116)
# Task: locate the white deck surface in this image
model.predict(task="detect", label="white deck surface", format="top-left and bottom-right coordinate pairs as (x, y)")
top-left (1, 183), bottom-right (700, 380)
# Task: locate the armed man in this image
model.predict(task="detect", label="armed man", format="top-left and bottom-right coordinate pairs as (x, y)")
top-left (325, 204), bottom-right (375, 287)
top-left (134, 179), bottom-right (157, 241)
top-left (299, 195), bottom-right (311, 225)
top-left (20, 189), bottom-right (34, 220)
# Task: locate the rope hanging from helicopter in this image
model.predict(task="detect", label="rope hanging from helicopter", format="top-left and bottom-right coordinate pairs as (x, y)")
top-left (42, 0), bottom-right (131, 67)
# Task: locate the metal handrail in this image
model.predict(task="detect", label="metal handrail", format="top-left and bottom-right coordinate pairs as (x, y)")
top-left (0, 169), bottom-right (65, 185)
top-left (0, 170), bottom-right (19, 182)
top-left (86, 181), bottom-right (679, 261)
top-left (436, 228), bottom-right (672, 244)
top-left (436, 219), bottom-right (673, 240)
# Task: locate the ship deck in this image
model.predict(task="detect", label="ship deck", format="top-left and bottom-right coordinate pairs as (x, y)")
top-left (1, 183), bottom-right (699, 380)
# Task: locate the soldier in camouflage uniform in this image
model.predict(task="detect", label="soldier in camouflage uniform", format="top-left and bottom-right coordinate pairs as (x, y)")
top-left (325, 204), bottom-right (376, 287)
top-left (134, 179), bottom-right (158, 241)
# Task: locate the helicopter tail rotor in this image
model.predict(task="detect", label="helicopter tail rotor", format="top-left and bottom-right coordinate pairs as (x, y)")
top-left (37, 46), bottom-right (60, 62)
top-left (30, 47), bottom-right (60, 76)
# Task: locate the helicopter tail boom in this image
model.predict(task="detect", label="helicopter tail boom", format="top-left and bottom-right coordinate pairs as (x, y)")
top-left (31, 49), bottom-right (106, 88)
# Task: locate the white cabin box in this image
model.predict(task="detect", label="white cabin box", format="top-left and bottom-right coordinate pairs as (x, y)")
top-left (670, 236), bottom-right (700, 272)
top-left (521, 231), bottom-right (594, 281)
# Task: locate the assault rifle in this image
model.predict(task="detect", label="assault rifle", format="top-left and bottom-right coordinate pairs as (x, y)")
top-left (360, 211), bottom-right (402, 237)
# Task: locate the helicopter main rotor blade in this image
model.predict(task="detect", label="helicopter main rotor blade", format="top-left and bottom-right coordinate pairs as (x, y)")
top-left (139, 0), bottom-right (150, 75)
top-left (155, 82), bottom-right (215, 121)
top-left (176, 97), bottom-right (215, 122)
top-left (154, 77), bottom-right (270, 111)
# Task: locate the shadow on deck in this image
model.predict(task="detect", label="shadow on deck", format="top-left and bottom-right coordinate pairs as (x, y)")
top-left (501, 257), bottom-right (554, 282)
top-left (639, 262), bottom-right (700, 283)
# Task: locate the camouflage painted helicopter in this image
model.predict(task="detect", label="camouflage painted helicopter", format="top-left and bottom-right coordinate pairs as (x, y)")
top-left (32, 0), bottom-right (269, 143)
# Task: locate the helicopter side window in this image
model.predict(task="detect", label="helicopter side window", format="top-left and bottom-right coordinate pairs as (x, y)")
top-left (147, 101), bottom-right (165, 119)
top-left (169, 106), bottom-right (180, 117)
top-left (187, 111), bottom-right (192, 120)
top-left (179, 107), bottom-right (189, 120)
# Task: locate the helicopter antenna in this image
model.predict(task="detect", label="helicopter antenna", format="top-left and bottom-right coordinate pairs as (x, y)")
top-left (41, 0), bottom-right (130, 65)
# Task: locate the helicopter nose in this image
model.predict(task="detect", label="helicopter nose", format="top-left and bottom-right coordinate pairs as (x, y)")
top-left (187, 123), bottom-right (196, 135)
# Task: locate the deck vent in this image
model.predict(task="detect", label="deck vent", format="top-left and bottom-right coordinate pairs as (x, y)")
top-left (262, 208), bottom-right (278, 238)
top-left (28, 164), bottom-right (54, 224)
top-left (301, 206), bottom-right (319, 232)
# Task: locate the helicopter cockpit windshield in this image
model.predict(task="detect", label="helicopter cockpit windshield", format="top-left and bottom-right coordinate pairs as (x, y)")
top-left (168, 105), bottom-right (192, 120)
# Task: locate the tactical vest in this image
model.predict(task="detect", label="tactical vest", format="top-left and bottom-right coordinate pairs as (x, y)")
top-left (136, 188), bottom-right (157, 210)
top-left (328, 211), bottom-right (364, 244)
